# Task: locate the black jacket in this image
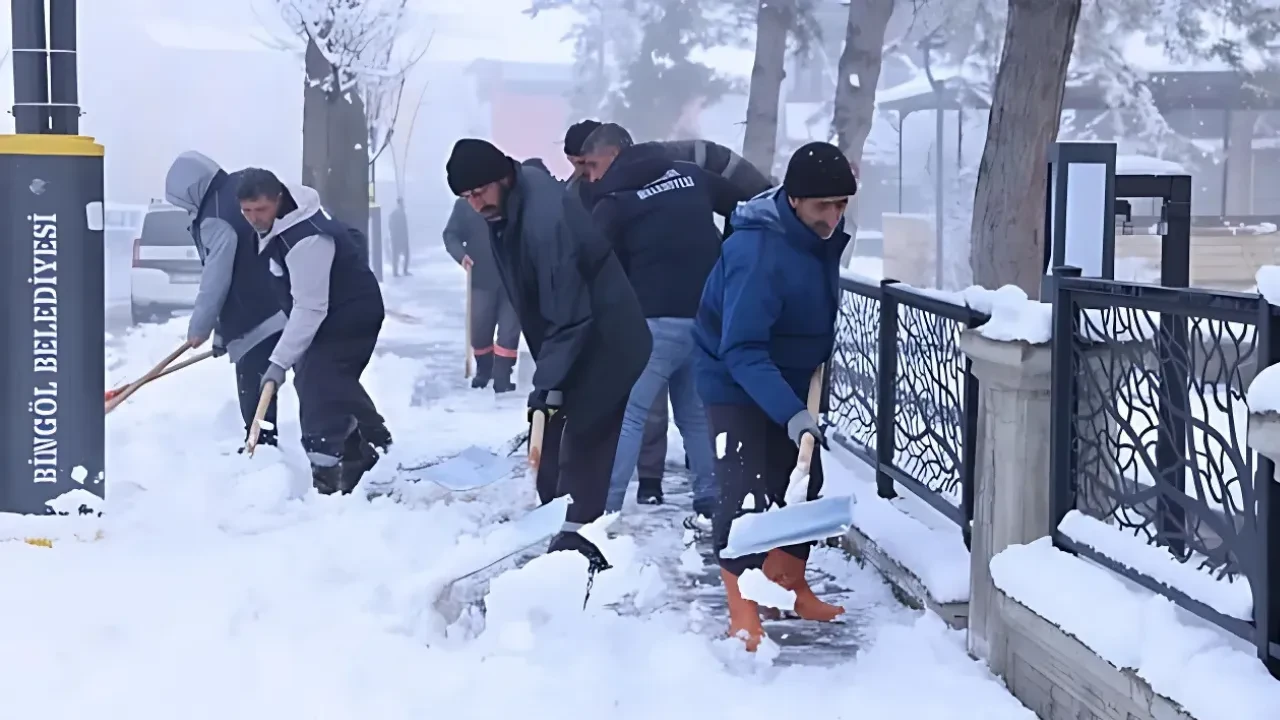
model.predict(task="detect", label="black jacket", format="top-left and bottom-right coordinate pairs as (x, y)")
top-left (590, 143), bottom-right (722, 319)
top-left (656, 139), bottom-right (774, 228)
top-left (489, 161), bottom-right (652, 424)
top-left (193, 169), bottom-right (281, 342)
top-left (443, 197), bottom-right (502, 290)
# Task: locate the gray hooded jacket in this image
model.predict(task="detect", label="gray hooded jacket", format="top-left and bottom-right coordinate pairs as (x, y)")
top-left (164, 151), bottom-right (286, 363)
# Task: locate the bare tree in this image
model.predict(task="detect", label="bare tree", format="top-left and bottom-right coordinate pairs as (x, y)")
top-left (968, 0), bottom-right (1081, 297)
top-left (831, 0), bottom-right (896, 251)
top-left (266, 0), bottom-right (413, 243)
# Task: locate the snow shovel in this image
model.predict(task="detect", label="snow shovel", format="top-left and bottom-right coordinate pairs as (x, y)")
top-left (464, 264), bottom-right (474, 379)
top-left (105, 350), bottom-right (213, 404)
top-left (395, 445), bottom-right (525, 491)
top-left (244, 381), bottom-right (277, 457)
top-left (783, 367), bottom-right (825, 506)
top-left (720, 494), bottom-right (857, 559)
top-left (104, 341), bottom-right (192, 414)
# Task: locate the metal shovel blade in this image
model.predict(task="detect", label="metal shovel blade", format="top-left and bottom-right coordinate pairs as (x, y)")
top-left (442, 495), bottom-right (571, 585)
top-left (720, 495), bottom-right (857, 559)
top-left (398, 445), bottom-right (524, 491)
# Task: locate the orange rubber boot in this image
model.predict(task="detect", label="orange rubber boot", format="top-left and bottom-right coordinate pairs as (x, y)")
top-left (763, 549), bottom-right (845, 622)
top-left (721, 568), bottom-right (766, 651)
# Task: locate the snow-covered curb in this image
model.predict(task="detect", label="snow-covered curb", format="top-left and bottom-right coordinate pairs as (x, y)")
top-left (824, 444), bottom-right (970, 603)
top-left (1059, 510), bottom-right (1252, 620)
top-left (991, 538), bottom-right (1280, 720)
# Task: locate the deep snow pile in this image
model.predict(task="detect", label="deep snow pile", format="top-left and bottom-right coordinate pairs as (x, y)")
top-left (0, 267), bottom-right (1034, 720)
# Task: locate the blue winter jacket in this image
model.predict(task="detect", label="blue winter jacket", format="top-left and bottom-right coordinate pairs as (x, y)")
top-left (693, 188), bottom-right (850, 426)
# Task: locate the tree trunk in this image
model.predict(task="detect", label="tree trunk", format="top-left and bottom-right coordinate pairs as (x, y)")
top-left (831, 0), bottom-right (896, 262)
top-left (967, 0), bottom-right (1081, 298)
top-left (741, 0), bottom-right (790, 176)
top-left (301, 38), bottom-right (371, 262)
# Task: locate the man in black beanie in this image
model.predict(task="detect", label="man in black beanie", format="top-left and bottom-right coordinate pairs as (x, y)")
top-left (691, 141), bottom-right (856, 650)
top-left (445, 137), bottom-right (652, 576)
top-left (563, 119), bottom-right (601, 207)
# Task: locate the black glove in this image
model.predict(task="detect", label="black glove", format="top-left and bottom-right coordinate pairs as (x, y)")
top-left (211, 341), bottom-right (227, 359)
top-left (527, 388), bottom-right (563, 422)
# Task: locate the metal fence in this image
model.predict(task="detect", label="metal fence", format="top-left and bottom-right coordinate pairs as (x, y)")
top-left (1048, 267), bottom-right (1280, 672)
top-left (826, 275), bottom-right (989, 536)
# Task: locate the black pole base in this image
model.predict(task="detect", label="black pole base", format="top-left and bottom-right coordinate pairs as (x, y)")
top-left (0, 133), bottom-right (105, 516)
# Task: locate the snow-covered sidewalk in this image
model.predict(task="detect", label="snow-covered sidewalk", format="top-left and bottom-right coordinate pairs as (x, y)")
top-left (0, 256), bottom-right (1034, 719)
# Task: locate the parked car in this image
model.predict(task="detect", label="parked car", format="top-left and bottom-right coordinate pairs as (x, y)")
top-left (130, 201), bottom-right (202, 324)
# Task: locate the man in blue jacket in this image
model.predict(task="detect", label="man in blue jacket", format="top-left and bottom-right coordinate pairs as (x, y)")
top-left (693, 141), bottom-right (856, 651)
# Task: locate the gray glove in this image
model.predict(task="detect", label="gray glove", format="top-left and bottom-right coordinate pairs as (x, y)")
top-left (211, 332), bottom-right (227, 359)
top-left (260, 362), bottom-right (286, 392)
top-left (786, 410), bottom-right (827, 449)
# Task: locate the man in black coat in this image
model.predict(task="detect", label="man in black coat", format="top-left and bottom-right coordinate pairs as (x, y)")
top-left (445, 138), bottom-right (652, 571)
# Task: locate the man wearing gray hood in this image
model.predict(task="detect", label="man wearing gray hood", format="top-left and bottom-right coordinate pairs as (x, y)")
top-left (164, 151), bottom-right (287, 448)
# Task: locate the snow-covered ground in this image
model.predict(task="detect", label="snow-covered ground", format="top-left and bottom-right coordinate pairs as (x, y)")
top-left (0, 253), bottom-right (1035, 720)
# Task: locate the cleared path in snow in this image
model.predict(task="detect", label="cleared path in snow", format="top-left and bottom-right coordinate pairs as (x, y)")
top-left (0, 254), bottom-right (1034, 719)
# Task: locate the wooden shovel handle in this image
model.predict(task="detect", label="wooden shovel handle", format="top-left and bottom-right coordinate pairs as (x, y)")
top-left (105, 350), bottom-right (215, 401)
top-left (244, 381), bottom-right (278, 457)
top-left (791, 367), bottom-right (826, 484)
top-left (105, 342), bottom-right (192, 414)
top-left (528, 409), bottom-right (546, 471)
top-left (464, 265), bottom-right (474, 379)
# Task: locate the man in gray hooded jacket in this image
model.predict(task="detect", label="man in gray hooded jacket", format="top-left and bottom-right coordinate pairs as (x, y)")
top-left (236, 168), bottom-right (388, 496)
top-left (164, 151), bottom-right (287, 448)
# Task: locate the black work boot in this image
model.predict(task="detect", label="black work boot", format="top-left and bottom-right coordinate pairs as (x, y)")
top-left (311, 464), bottom-right (342, 496)
top-left (471, 353), bottom-right (494, 389)
top-left (338, 432), bottom-right (380, 495)
top-left (636, 477), bottom-right (664, 505)
top-left (359, 423), bottom-right (393, 455)
top-left (491, 355), bottom-right (516, 394)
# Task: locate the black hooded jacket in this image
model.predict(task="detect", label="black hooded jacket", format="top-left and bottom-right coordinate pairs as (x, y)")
top-left (654, 139), bottom-right (774, 228)
top-left (590, 143), bottom-right (722, 319)
top-left (488, 160), bottom-right (652, 424)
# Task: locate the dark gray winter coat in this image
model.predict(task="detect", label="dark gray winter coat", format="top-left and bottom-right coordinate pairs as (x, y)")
top-left (490, 161), bottom-right (652, 424)
top-left (443, 197), bottom-right (502, 290)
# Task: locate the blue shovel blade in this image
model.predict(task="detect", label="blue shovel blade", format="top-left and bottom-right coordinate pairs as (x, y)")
top-left (720, 495), bottom-right (857, 559)
top-left (406, 445), bottom-right (524, 491)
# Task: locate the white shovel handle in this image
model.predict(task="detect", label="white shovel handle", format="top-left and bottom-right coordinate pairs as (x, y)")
top-left (784, 367), bottom-right (825, 505)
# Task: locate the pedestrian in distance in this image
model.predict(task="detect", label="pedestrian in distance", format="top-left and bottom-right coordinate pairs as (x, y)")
top-left (445, 138), bottom-right (652, 575)
top-left (565, 118), bottom-right (672, 507)
top-left (692, 141), bottom-right (857, 651)
top-left (164, 151), bottom-right (287, 451)
top-left (578, 123), bottom-right (722, 525)
top-left (236, 168), bottom-right (391, 496)
top-left (389, 197), bottom-right (411, 277)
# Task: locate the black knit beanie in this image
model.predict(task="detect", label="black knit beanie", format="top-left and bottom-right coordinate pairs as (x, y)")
top-left (564, 120), bottom-right (602, 156)
top-left (783, 142), bottom-right (858, 199)
top-left (446, 139), bottom-right (514, 195)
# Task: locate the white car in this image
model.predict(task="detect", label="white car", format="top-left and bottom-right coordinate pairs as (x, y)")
top-left (130, 202), bottom-right (203, 324)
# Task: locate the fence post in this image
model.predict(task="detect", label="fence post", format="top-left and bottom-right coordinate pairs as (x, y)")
top-left (958, 328), bottom-right (1055, 666)
top-left (1246, 296), bottom-right (1280, 678)
top-left (875, 278), bottom-right (900, 500)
